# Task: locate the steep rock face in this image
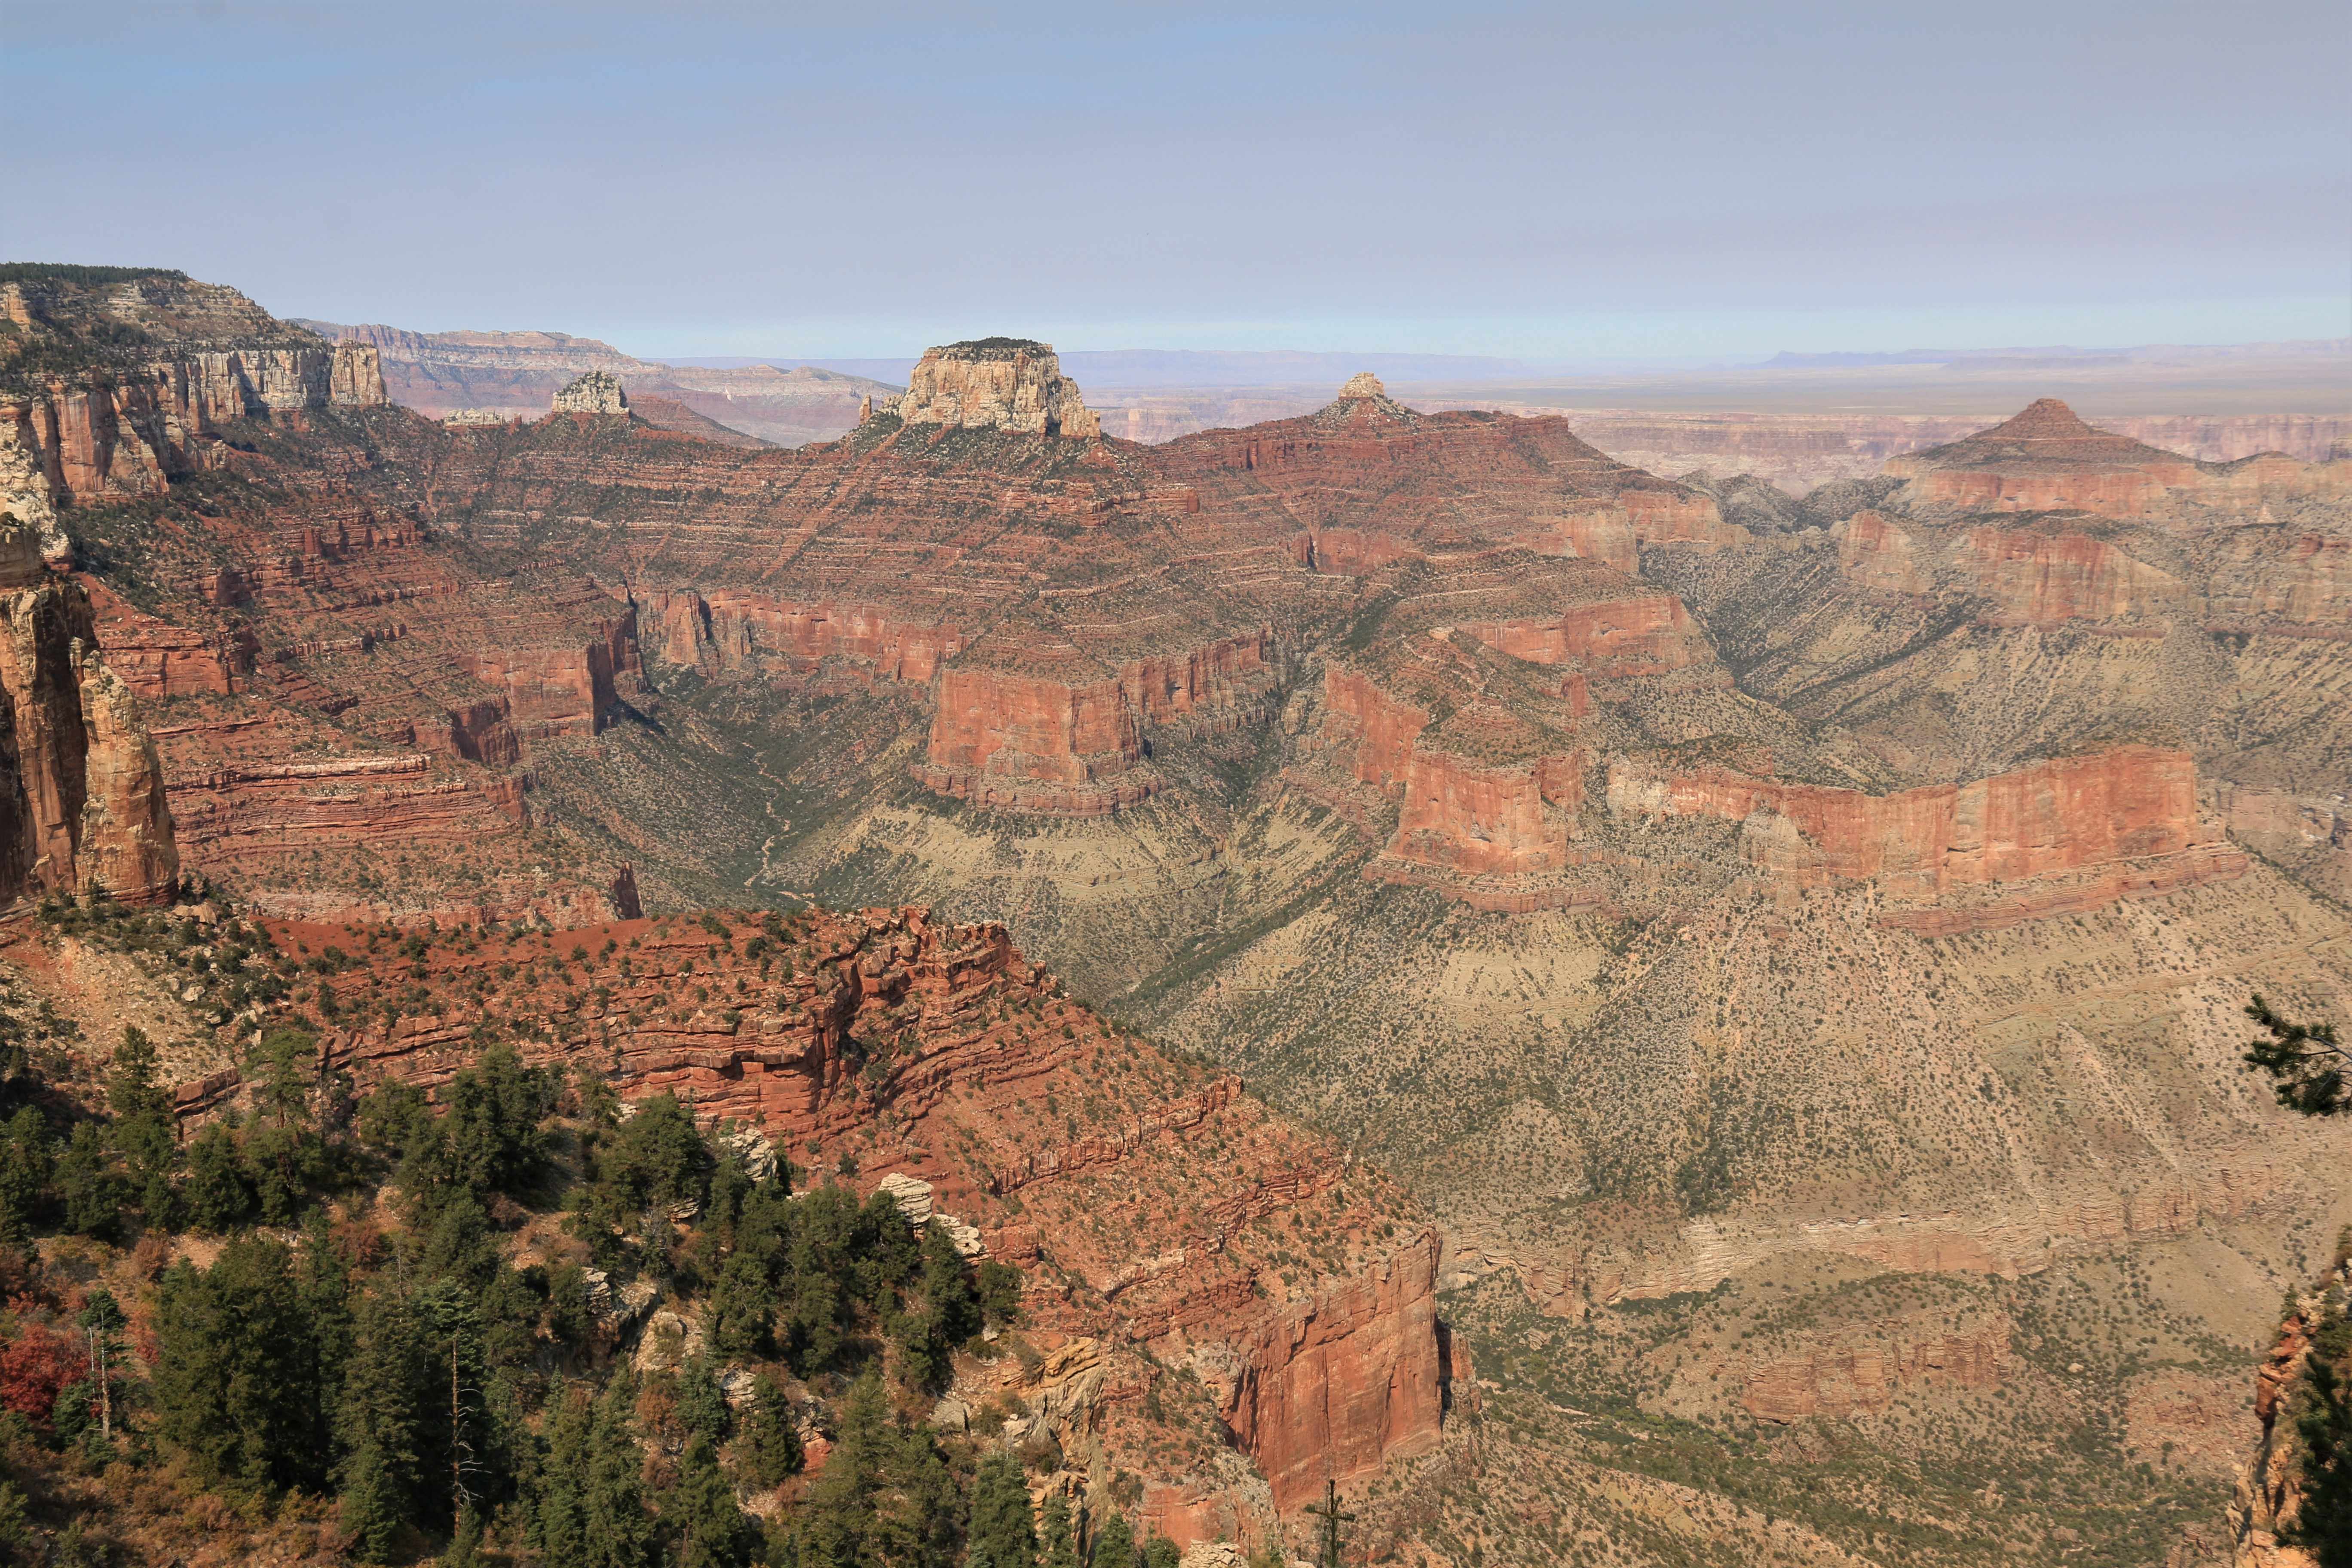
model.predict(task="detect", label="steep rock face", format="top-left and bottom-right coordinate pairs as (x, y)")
top-left (0, 533), bottom-right (178, 905)
top-left (888, 339), bottom-right (1101, 439)
top-left (1392, 744), bottom-right (1574, 876)
top-left (917, 627), bottom-right (1276, 814)
top-left (1222, 1229), bottom-right (1446, 1510)
top-left (1738, 1319), bottom-right (2012, 1422)
top-left (6, 349), bottom-right (387, 507)
top-left (644, 590), bottom-right (966, 681)
top-left (462, 611), bottom-right (640, 740)
top-left (1608, 745), bottom-right (2208, 893)
top-left (1461, 591), bottom-right (1710, 678)
top-left (1835, 510), bottom-right (1932, 596)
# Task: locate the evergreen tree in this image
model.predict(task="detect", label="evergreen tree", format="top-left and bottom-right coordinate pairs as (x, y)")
top-left (107, 1026), bottom-right (179, 1222)
top-left (793, 1370), bottom-right (961, 1568)
top-left (1088, 1509), bottom-right (1135, 1568)
top-left (1040, 1493), bottom-right (1081, 1568)
top-left (184, 1120), bottom-right (254, 1232)
top-left (736, 1375), bottom-right (803, 1488)
top-left (1141, 1536), bottom-right (1181, 1568)
top-left (669, 1435), bottom-right (757, 1568)
top-left (153, 1237), bottom-right (328, 1496)
top-left (706, 1248), bottom-right (775, 1358)
top-left (337, 1284), bottom-right (429, 1561)
top-left (54, 1122), bottom-right (118, 1239)
top-left (531, 1383), bottom-right (594, 1566)
top-left (675, 1354), bottom-right (731, 1447)
top-left (0, 1107), bottom-right (52, 1240)
top-left (582, 1367), bottom-right (659, 1568)
top-left (297, 1211), bottom-right (355, 1392)
top-left (968, 1449), bottom-right (1039, 1568)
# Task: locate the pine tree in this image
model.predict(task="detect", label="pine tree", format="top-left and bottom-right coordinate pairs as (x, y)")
top-left (1041, 1493), bottom-right (1081, 1568)
top-left (675, 1354), bottom-right (731, 1447)
top-left (1142, 1536), bottom-right (1181, 1568)
top-left (107, 1026), bottom-right (179, 1223)
top-left (1088, 1509), bottom-right (1135, 1568)
top-left (54, 1122), bottom-right (119, 1239)
top-left (531, 1383), bottom-right (594, 1565)
top-left (736, 1374), bottom-right (802, 1488)
top-left (337, 1284), bottom-right (428, 1561)
top-left (669, 1435), bottom-right (757, 1568)
top-left (153, 1237), bottom-right (328, 1496)
top-left (583, 1367), bottom-right (658, 1568)
top-left (184, 1120), bottom-right (254, 1232)
top-left (968, 1449), bottom-right (1039, 1568)
top-left (0, 1107), bottom-right (52, 1240)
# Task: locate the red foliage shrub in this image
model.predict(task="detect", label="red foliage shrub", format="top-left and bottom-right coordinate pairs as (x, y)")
top-left (0, 1322), bottom-right (84, 1427)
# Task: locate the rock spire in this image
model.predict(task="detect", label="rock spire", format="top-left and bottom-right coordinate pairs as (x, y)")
top-left (553, 369), bottom-right (628, 414)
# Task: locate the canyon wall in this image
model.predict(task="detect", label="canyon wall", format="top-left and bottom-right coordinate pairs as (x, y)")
top-left (271, 905), bottom-right (1449, 1520)
top-left (0, 527), bottom-right (178, 905)
top-left (1607, 744), bottom-right (2206, 893)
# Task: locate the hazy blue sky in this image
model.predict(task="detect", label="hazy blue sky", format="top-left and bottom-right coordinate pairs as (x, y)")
top-left (8, 0), bottom-right (2347, 362)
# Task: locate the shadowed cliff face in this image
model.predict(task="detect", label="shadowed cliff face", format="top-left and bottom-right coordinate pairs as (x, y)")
top-left (0, 525), bottom-right (177, 906)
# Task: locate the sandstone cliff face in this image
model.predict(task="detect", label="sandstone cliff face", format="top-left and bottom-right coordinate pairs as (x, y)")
top-left (1221, 1228), bottom-right (1446, 1510)
top-left (552, 368), bottom-right (628, 414)
top-left (0, 270), bottom-right (386, 514)
top-left (917, 627), bottom-right (1277, 814)
top-left (889, 339), bottom-right (1100, 439)
top-left (0, 532), bottom-right (178, 905)
top-left (1606, 744), bottom-right (2205, 893)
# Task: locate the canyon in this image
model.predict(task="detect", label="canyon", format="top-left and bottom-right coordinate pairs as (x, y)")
top-left (6, 266), bottom-right (2348, 1565)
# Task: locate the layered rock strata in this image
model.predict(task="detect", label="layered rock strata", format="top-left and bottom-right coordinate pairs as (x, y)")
top-left (1606, 744), bottom-right (2213, 893)
top-left (1883, 398), bottom-right (2350, 521)
top-left (887, 338), bottom-right (1101, 438)
top-left (0, 526), bottom-right (178, 904)
top-left (252, 905), bottom-right (1449, 1522)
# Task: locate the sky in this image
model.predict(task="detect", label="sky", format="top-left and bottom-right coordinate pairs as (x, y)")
top-left (7, 0), bottom-right (2349, 364)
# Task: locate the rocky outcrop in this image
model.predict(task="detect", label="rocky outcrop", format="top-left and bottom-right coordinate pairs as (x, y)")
top-left (462, 612), bottom-right (643, 740)
top-left (1608, 744), bottom-right (2212, 893)
top-left (0, 532), bottom-right (178, 905)
top-left (1221, 1228), bottom-right (1446, 1510)
top-left (916, 627), bottom-right (1276, 814)
top-left (889, 339), bottom-right (1100, 438)
top-left (1739, 1320), bottom-right (2012, 1421)
top-left (645, 590), bottom-right (965, 682)
top-left (1, 271), bottom-right (388, 512)
top-left (551, 369), bottom-right (628, 415)
top-left (2227, 1255), bottom-right (2346, 1567)
top-left (1460, 591), bottom-right (1711, 679)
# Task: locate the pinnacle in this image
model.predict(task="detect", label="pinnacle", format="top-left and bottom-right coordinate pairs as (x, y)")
top-left (1987, 397), bottom-right (2095, 439)
top-left (1339, 371), bottom-right (1387, 400)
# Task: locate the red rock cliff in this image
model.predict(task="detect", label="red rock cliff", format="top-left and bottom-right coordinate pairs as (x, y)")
top-left (1609, 744), bottom-right (2206, 893)
top-left (1221, 1228), bottom-right (1447, 1510)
